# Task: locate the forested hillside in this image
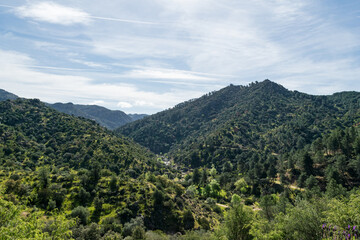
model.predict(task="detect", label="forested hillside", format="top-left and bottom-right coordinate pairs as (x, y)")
top-left (118, 80), bottom-right (360, 157)
top-left (2, 81), bottom-right (360, 239)
top-left (0, 99), bottom-right (220, 239)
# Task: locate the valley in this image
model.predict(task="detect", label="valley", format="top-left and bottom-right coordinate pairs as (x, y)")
top-left (1, 80), bottom-right (360, 239)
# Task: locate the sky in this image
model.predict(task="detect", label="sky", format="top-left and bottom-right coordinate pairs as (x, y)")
top-left (0, 0), bottom-right (360, 114)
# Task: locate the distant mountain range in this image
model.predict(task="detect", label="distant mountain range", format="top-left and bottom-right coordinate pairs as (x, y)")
top-left (0, 89), bottom-right (146, 129)
top-left (49, 102), bottom-right (147, 130)
top-left (0, 89), bottom-right (18, 101)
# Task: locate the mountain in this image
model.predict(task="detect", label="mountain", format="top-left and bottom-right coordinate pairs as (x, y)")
top-left (0, 89), bottom-right (18, 101)
top-left (2, 83), bottom-right (360, 239)
top-left (48, 102), bottom-right (145, 130)
top-left (117, 80), bottom-right (360, 168)
top-left (0, 98), bottom-right (220, 236)
top-left (0, 89), bottom-right (147, 129)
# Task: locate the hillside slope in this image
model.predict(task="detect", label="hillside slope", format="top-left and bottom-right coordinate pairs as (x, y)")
top-left (117, 80), bottom-right (360, 167)
top-left (0, 98), bottom-right (221, 236)
top-left (0, 98), bottom-right (153, 173)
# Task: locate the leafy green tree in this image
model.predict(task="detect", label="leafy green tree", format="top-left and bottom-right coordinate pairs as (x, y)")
top-left (109, 175), bottom-right (118, 192)
top-left (77, 187), bottom-right (91, 205)
top-left (192, 168), bottom-right (200, 185)
top-left (299, 152), bottom-right (313, 176)
top-left (280, 200), bottom-right (323, 240)
top-left (201, 168), bottom-right (208, 185)
top-left (38, 166), bottom-right (50, 189)
top-left (132, 225), bottom-right (146, 240)
top-left (183, 209), bottom-right (195, 230)
top-left (224, 203), bottom-right (253, 240)
top-left (326, 179), bottom-right (346, 198)
top-left (231, 194), bottom-right (242, 206)
top-left (71, 206), bottom-right (90, 225)
top-left (91, 196), bottom-right (103, 223)
top-left (260, 195), bottom-right (276, 221)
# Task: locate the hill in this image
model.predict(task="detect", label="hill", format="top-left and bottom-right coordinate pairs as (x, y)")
top-left (0, 89), bottom-right (18, 101)
top-left (118, 80), bottom-right (360, 156)
top-left (2, 83), bottom-right (360, 239)
top-left (0, 89), bottom-right (147, 130)
top-left (49, 102), bottom-right (147, 130)
top-left (117, 80), bottom-right (360, 190)
top-left (0, 98), bottom-right (154, 172)
top-left (0, 98), bottom-right (221, 237)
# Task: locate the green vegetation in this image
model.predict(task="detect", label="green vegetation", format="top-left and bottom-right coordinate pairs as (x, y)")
top-left (2, 80), bottom-right (360, 239)
top-left (0, 98), bottom-right (221, 239)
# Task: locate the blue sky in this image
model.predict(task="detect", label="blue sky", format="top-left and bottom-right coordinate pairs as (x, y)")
top-left (0, 0), bottom-right (360, 114)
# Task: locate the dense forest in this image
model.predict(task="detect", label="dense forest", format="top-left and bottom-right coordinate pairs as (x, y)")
top-left (1, 81), bottom-right (360, 239)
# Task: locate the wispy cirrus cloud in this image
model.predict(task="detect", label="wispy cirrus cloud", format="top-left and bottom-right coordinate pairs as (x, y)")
top-left (14, 2), bottom-right (90, 25)
top-left (0, 49), bottom-right (205, 113)
top-left (1, 0), bottom-right (360, 113)
top-left (122, 69), bottom-right (217, 81)
top-left (13, 2), bottom-right (160, 26)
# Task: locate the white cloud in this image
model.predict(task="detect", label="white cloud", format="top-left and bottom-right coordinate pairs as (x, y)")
top-left (14, 2), bottom-right (90, 25)
top-left (3, 0), bottom-right (360, 113)
top-left (117, 102), bottom-right (133, 108)
top-left (0, 49), bottom-right (205, 113)
top-left (89, 100), bottom-right (105, 105)
top-left (123, 69), bottom-right (216, 81)
top-left (134, 100), bottom-right (154, 107)
top-left (70, 58), bottom-right (107, 68)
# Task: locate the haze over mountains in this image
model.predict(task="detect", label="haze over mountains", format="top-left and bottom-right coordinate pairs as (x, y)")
top-left (0, 89), bottom-right (147, 130)
top-left (49, 102), bottom-right (147, 130)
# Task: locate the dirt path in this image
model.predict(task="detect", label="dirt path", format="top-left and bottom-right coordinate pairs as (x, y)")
top-left (216, 203), bottom-right (229, 208)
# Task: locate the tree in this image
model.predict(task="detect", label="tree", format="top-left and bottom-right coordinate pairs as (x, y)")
top-left (281, 200), bottom-right (323, 240)
top-left (224, 203), bottom-right (253, 240)
top-left (260, 195), bottom-right (276, 221)
top-left (201, 168), bottom-right (208, 185)
top-left (38, 167), bottom-right (50, 189)
top-left (91, 196), bottom-right (103, 223)
top-left (299, 152), bottom-right (313, 176)
top-left (132, 225), bottom-right (146, 240)
top-left (223, 161), bottom-right (233, 173)
top-left (77, 187), bottom-right (91, 205)
top-left (182, 209), bottom-right (195, 230)
top-left (210, 164), bottom-right (217, 177)
top-left (90, 162), bottom-right (101, 185)
top-left (71, 206), bottom-right (89, 225)
top-left (326, 179), bottom-right (346, 198)
top-left (192, 168), bottom-right (200, 185)
top-left (109, 175), bottom-right (118, 193)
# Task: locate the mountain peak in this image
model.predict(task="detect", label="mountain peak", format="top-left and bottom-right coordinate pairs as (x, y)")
top-left (251, 79), bottom-right (290, 96)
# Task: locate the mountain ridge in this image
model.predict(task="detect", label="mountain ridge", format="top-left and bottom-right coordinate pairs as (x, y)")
top-left (48, 102), bottom-right (145, 130)
top-left (0, 89), bottom-right (147, 130)
top-left (117, 80), bottom-right (360, 163)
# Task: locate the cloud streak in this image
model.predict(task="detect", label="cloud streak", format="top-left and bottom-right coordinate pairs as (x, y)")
top-left (14, 2), bottom-right (162, 26)
top-left (15, 2), bottom-right (90, 25)
top-left (1, 0), bottom-right (360, 113)
top-left (0, 49), bottom-right (205, 113)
